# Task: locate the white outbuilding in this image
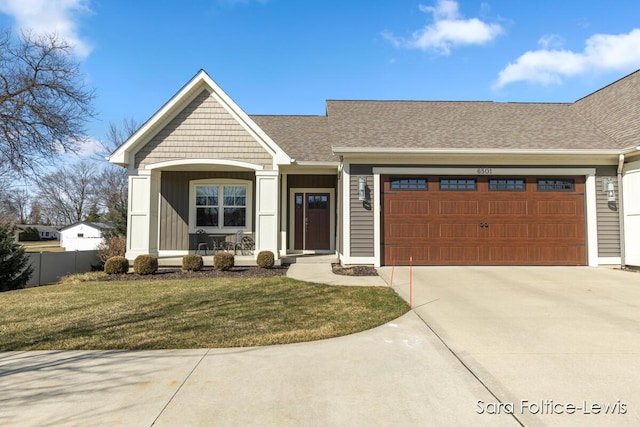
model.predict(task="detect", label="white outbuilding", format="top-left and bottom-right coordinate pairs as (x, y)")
top-left (59, 222), bottom-right (114, 251)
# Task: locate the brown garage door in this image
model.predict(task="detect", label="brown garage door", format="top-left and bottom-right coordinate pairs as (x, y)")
top-left (382, 176), bottom-right (586, 266)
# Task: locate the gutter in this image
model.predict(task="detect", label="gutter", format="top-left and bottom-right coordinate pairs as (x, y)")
top-left (332, 147), bottom-right (622, 156)
top-left (618, 154), bottom-right (626, 268)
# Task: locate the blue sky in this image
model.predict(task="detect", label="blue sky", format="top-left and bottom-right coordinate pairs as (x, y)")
top-left (1, 0), bottom-right (640, 157)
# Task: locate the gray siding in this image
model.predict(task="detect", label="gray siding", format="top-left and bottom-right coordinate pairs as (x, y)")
top-left (160, 171), bottom-right (255, 251)
top-left (595, 170), bottom-right (621, 258)
top-left (135, 90), bottom-right (273, 169)
top-left (349, 165), bottom-right (374, 257)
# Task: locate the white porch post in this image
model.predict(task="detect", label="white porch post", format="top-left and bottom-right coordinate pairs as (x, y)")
top-left (623, 160), bottom-right (640, 267)
top-left (255, 170), bottom-right (280, 260)
top-left (125, 170), bottom-right (160, 260)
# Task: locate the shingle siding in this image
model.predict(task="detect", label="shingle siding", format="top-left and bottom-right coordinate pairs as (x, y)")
top-left (349, 165), bottom-right (374, 257)
top-left (135, 90), bottom-right (273, 169)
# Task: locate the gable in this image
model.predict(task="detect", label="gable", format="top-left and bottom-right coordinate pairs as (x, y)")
top-left (109, 70), bottom-right (291, 169)
top-left (135, 90), bottom-right (273, 169)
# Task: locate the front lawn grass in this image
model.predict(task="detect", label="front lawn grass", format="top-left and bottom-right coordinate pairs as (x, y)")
top-left (0, 277), bottom-right (409, 350)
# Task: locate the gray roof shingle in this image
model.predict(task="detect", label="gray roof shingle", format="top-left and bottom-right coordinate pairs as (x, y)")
top-left (250, 70), bottom-right (639, 162)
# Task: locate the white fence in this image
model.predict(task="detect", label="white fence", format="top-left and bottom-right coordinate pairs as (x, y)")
top-left (25, 250), bottom-right (100, 287)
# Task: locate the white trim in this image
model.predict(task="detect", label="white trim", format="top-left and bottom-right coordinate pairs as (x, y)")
top-left (341, 163), bottom-right (351, 261)
top-left (188, 178), bottom-right (253, 234)
top-left (159, 250), bottom-right (189, 257)
top-left (289, 188), bottom-right (336, 251)
top-left (369, 166), bottom-right (598, 267)
top-left (585, 174), bottom-right (598, 266)
top-left (598, 257), bottom-right (622, 265)
top-left (339, 254), bottom-right (375, 266)
top-left (335, 147), bottom-right (622, 156)
top-left (373, 167), bottom-right (596, 176)
top-left (279, 173), bottom-right (288, 257)
top-left (146, 159), bottom-right (263, 171)
top-left (373, 173), bottom-right (381, 268)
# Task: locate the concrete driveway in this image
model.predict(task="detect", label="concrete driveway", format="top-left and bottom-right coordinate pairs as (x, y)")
top-left (378, 266), bottom-right (640, 427)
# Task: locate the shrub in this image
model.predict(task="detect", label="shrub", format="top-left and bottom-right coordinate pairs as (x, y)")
top-left (0, 225), bottom-right (33, 291)
top-left (104, 256), bottom-right (129, 275)
top-left (182, 254), bottom-right (204, 272)
top-left (133, 254), bottom-right (158, 275)
top-left (18, 226), bottom-right (40, 242)
top-left (214, 251), bottom-right (234, 271)
top-left (96, 236), bottom-right (126, 263)
top-left (256, 251), bottom-right (275, 268)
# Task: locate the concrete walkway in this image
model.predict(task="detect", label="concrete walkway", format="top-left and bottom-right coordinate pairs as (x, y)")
top-left (0, 313), bottom-right (517, 426)
top-left (286, 263), bottom-right (388, 286)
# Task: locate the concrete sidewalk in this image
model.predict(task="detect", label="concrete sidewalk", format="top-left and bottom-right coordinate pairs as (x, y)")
top-left (0, 312), bottom-right (518, 427)
top-left (286, 263), bottom-right (388, 286)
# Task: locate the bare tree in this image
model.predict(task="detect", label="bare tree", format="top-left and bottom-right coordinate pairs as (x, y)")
top-left (8, 188), bottom-right (31, 223)
top-left (94, 117), bottom-right (139, 236)
top-left (0, 29), bottom-right (95, 177)
top-left (37, 161), bottom-right (98, 225)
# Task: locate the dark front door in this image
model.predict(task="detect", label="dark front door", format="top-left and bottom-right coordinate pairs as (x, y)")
top-left (294, 192), bottom-right (330, 250)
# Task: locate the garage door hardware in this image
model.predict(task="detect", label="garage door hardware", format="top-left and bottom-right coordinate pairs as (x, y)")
top-left (479, 222), bottom-right (490, 228)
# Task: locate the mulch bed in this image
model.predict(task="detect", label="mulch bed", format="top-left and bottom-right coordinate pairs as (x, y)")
top-left (95, 265), bottom-right (289, 282)
top-left (331, 263), bottom-right (378, 276)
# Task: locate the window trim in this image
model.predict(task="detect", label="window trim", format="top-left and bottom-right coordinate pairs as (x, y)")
top-left (488, 178), bottom-right (527, 192)
top-left (189, 179), bottom-right (253, 233)
top-left (537, 178), bottom-right (575, 192)
top-left (439, 178), bottom-right (477, 191)
top-left (389, 177), bottom-right (428, 190)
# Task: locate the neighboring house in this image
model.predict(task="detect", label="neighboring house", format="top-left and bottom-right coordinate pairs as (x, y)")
top-left (59, 222), bottom-right (114, 251)
top-left (16, 224), bottom-right (60, 241)
top-left (109, 69), bottom-right (640, 268)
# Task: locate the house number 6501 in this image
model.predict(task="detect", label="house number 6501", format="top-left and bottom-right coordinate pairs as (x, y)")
top-left (477, 168), bottom-right (492, 175)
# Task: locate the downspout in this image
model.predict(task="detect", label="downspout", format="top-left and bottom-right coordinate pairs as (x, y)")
top-left (617, 154), bottom-right (626, 268)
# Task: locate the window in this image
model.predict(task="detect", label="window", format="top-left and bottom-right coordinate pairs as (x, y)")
top-left (308, 195), bottom-right (328, 209)
top-left (537, 179), bottom-right (575, 192)
top-left (489, 178), bottom-right (526, 191)
top-left (190, 180), bottom-right (252, 231)
top-left (440, 178), bottom-right (477, 191)
top-left (390, 177), bottom-right (427, 190)
top-left (77, 233), bottom-right (84, 238)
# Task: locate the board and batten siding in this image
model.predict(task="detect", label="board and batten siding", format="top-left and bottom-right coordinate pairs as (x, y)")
top-left (135, 90), bottom-right (273, 169)
top-left (159, 171), bottom-right (255, 251)
top-left (349, 165), bottom-right (375, 257)
top-left (595, 171), bottom-right (621, 258)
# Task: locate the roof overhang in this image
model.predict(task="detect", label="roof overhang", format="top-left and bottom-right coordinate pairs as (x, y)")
top-left (332, 147), bottom-right (624, 165)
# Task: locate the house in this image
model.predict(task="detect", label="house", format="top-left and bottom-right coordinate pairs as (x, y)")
top-left (109, 69), bottom-right (640, 268)
top-left (59, 222), bottom-right (114, 251)
top-left (16, 224), bottom-right (60, 241)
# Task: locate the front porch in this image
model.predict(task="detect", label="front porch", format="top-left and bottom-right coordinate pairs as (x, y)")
top-left (157, 252), bottom-right (338, 267)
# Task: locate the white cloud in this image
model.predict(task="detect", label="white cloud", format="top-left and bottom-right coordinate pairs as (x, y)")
top-left (0, 0), bottom-right (93, 59)
top-left (384, 0), bottom-right (503, 55)
top-left (71, 136), bottom-right (104, 159)
top-left (495, 29), bottom-right (640, 88)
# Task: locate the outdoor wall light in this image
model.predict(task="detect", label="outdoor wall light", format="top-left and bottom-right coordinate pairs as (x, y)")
top-left (602, 178), bottom-right (616, 202)
top-left (358, 177), bottom-right (367, 201)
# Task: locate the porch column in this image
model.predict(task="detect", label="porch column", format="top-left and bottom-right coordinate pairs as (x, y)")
top-left (125, 170), bottom-right (160, 260)
top-left (255, 170), bottom-right (280, 260)
top-left (623, 160), bottom-right (640, 267)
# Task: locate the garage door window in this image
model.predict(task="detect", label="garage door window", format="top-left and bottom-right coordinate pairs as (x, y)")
top-left (440, 178), bottom-right (476, 191)
top-left (390, 177), bottom-right (427, 190)
top-left (489, 178), bottom-right (526, 191)
top-left (537, 179), bottom-right (575, 192)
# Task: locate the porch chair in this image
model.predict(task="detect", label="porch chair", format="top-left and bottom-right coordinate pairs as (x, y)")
top-left (195, 229), bottom-right (210, 255)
